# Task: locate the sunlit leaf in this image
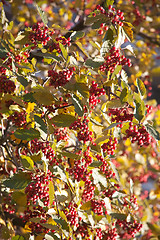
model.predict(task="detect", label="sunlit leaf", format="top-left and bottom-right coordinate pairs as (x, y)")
top-left (71, 94), bottom-right (84, 117)
top-left (145, 124), bottom-right (160, 140)
top-left (120, 87), bottom-right (129, 103)
top-left (136, 78), bottom-right (146, 96)
top-left (59, 42), bottom-right (68, 59)
top-left (70, 31), bottom-right (85, 41)
top-left (35, 3), bottom-right (48, 25)
top-left (123, 21), bottom-right (134, 41)
top-left (21, 155), bottom-right (34, 169)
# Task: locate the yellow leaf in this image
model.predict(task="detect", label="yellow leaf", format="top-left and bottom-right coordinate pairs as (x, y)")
top-left (49, 181), bottom-right (55, 207)
top-left (123, 21), bottom-right (134, 41)
top-left (26, 102), bottom-right (35, 113)
top-left (12, 191), bottom-right (27, 206)
top-left (80, 201), bottom-right (91, 210)
top-left (47, 218), bottom-right (57, 225)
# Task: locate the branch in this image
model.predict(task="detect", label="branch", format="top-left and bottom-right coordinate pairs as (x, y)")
top-left (135, 31), bottom-right (160, 47)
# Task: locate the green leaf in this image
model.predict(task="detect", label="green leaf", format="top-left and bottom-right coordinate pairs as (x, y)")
top-left (21, 155), bottom-right (34, 169)
top-left (85, 12), bottom-right (103, 25)
top-left (136, 78), bottom-right (146, 96)
top-left (89, 161), bottom-right (102, 167)
top-left (61, 151), bottom-right (80, 159)
top-left (14, 128), bottom-right (40, 141)
top-left (0, 44), bottom-right (8, 58)
top-left (85, 58), bottom-right (103, 68)
top-left (23, 92), bottom-right (36, 103)
top-left (71, 94), bottom-right (84, 117)
top-left (11, 236), bottom-right (25, 240)
top-left (110, 213), bottom-right (127, 220)
top-left (59, 42), bottom-right (68, 59)
top-left (16, 74), bottom-right (28, 87)
top-left (105, 122), bottom-right (123, 130)
top-left (75, 82), bottom-right (89, 98)
top-left (53, 218), bottom-right (69, 231)
top-left (33, 86), bottom-right (55, 105)
top-left (52, 114), bottom-right (76, 127)
top-left (120, 87), bottom-right (129, 103)
top-left (103, 27), bottom-right (114, 43)
top-left (70, 31), bottom-right (85, 41)
top-left (3, 172), bottom-right (31, 190)
top-left (92, 19), bottom-right (108, 29)
top-left (145, 124), bottom-right (160, 141)
top-left (104, 0), bottom-right (114, 7)
top-left (30, 152), bottom-right (42, 162)
top-left (134, 92), bottom-right (145, 122)
top-left (35, 3), bottom-right (48, 25)
top-left (105, 99), bottom-right (125, 108)
top-left (111, 65), bottom-right (122, 79)
top-left (33, 51), bottom-right (60, 62)
top-left (34, 115), bottom-right (47, 133)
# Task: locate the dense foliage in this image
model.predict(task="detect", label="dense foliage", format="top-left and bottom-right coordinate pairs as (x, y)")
top-left (0, 0), bottom-right (160, 240)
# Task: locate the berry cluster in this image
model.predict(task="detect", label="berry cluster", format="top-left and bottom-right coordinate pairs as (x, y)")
top-left (101, 137), bottom-right (118, 155)
top-left (8, 111), bottom-right (27, 127)
top-left (82, 179), bottom-right (95, 202)
top-left (1, 51), bottom-right (29, 74)
top-left (100, 47), bottom-right (132, 73)
top-left (64, 202), bottom-right (80, 227)
top-left (23, 205), bottom-right (49, 234)
top-left (67, 160), bottom-right (92, 182)
top-left (95, 5), bottom-right (125, 36)
top-left (128, 2), bottom-right (146, 26)
top-left (48, 68), bottom-right (73, 88)
top-left (89, 81), bottom-right (106, 108)
top-left (0, 75), bottom-right (16, 94)
top-left (103, 189), bottom-right (116, 200)
top-left (96, 154), bottom-right (115, 178)
top-left (23, 170), bottom-right (54, 233)
top-left (144, 78), bottom-right (152, 97)
top-left (103, 227), bottom-right (118, 240)
top-left (109, 107), bottom-right (134, 125)
top-left (49, 36), bottom-right (71, 53)
top-left (95, 228), bottom-right (103, 239)
top-left (123, 122), bottom-right (154, 147)
top-left (28, 22), bottom-right (51, 48)
top-left (25, 170), bottom-right (53, 206)
top-left (74, 223), bottom-right (90, 239)
top-left (54, 127), bottom-right (69, 142)
top-left (91, 199), bottom-right (106, 215)
top-left (117, 219), bottom-right (142, 238)
top-left (2, 192), bottom-right (16, 214)
top-left (30, 139), bottom-right (55, 162)
top-left (69, 116), bottom-right (93, 143)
